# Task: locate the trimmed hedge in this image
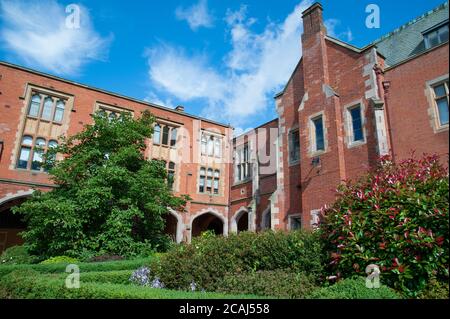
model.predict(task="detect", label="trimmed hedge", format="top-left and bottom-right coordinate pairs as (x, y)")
top-left (53, 270), bottom-right (133, 285)
top-left (0, 257), bottom-right (153, 279)
top-left (0, 270), bottom-right (266, 299)
top-left (216, 270), bottom-right (318, 299)
top-left (153, 230), bottom-right (324, 291)
top-left (306, 278), bottom-right (401, 299)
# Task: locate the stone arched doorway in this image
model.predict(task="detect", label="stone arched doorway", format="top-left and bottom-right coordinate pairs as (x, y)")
top-left (191, 211), bottom-right (225, 238)
top-left (163, 209), bottom-right (184, 243)
top-left (230, 207), bottom-right (250, 233)
top-left (237, 212), bottom-right (248, 233)
top-left (0, 191), bottom-right (33, 253)
top-left (261, 207), bottom-right (271, 231)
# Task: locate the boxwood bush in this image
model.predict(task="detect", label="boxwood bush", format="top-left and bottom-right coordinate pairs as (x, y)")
top-left (216, 270), bottom-right (318, 298)
top-left (306, 277), bottom-right (401, 299)
top-left (0, 270), bottom-right (265, 299)
top-left (40, 256), bottom-right (79, 265)
top-left (319, 154), bottom-right (449, 297)
top-left (152, 230), bottom-right (324, 291)
top-left (0, 257), bottom-right (153, 279)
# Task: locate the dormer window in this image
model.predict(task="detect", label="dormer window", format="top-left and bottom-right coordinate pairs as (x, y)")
top-left (424, 22), bottom-right (449, 50)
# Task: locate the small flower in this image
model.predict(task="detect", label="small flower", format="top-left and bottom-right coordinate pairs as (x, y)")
top-left (151, 277), bottom-right (165, 289)
top-left (129, 266), bottom-right (152, 286)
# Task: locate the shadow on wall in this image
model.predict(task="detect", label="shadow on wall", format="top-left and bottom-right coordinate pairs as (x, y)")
top-left (0, 197), bottom-right (28, 254)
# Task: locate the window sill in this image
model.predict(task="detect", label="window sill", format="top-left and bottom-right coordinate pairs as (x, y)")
top-left (309, 149), bottom-right (327, 158)
top-left (347, 140), bottom-right (367, 149)
top-left (288, 159), bottom-right (300, 167)
top-left (197, 192), bottom-right (222, 197)
top-left (233, 178), bottom-right (252, 186)
top-left (153, 143), bottom-right (177, 149)
top-left (435, 124), bottom-right (449, 133)
top-left (201, 153), bottom-right (222, 159)
top-left (15, 168), bottom-right (47, 174)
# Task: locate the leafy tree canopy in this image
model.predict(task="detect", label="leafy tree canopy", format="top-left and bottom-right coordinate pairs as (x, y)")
top-left (14, 111), bottom-right (187, 259)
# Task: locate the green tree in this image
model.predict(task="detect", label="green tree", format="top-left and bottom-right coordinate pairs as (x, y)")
top-left (13, 110), bottom-right (187, 259)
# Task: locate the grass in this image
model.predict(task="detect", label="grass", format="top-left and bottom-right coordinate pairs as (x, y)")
top-left (0, 257), bottom-right (266, 299)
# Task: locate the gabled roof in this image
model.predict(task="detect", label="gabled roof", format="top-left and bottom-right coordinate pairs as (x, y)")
top-left (274, 1), bottom-right (449, 99)
top-left (373, 1), bottom-right (449, 67)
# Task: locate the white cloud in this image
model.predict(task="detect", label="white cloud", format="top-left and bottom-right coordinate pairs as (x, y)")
top-left (175, 0), bottom-right (214, 31)
top-left (144, 91), bottom-right (175, 109)
top-left (0, 0), bottom-right (112, 75)
top-left (145, 45), bottom-right (226, 101)
top-left (325, 18), bottom-right (353, 42)
top-left (147, 0), bottom-right (314, 127)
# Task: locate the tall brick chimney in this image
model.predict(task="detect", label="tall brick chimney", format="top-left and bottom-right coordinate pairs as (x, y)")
top-left (301, 2), bottom-right (330, 89)
top-left (301, 2), bottom-right (327, 39)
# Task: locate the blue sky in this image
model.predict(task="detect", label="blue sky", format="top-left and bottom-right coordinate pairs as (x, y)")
top-left (0, 0), bottom-right (445, 132)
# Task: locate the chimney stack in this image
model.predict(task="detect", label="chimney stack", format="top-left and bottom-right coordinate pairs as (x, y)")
top-left (301, 2), bottom-right (327, 39)
top-left (175, 105), bottom-right (185, 112)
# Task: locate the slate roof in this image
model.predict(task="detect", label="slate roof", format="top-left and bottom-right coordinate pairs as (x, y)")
top-left (373, 1), bottom-right (449, 67)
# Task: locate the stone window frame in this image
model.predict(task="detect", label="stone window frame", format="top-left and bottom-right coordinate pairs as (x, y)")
top-left (10, 84), bottom-right (74, 172)
top-left (152, 159), bottom-right (177, 191)
top-left (197, 165), bottom-right (222, 196)
top-left (287, 126), bottom-right (300, 165)
top-left (148, 117), bottom-right (183, 192)
top-left (288, 214), bottom-right (302, 230)
top-left (425, 74), bottom-right (449, 133)
top-left (423, 22), bottom-right (449, 50)
top-left (308, 111), bottom-right (328, 157)
top-left (200, 130), bottom-right (223, 159)
top-left (343, 99), bottom-right (368, 149)
top-left (93, 102), bottom-right (135, 122)
top-left (153, 123), bottom-right (178, 148)
top-left (234, 142), bottom-right (252, 184)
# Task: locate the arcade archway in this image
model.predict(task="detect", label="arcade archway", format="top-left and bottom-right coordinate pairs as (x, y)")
top-left (191, 212), bottom-right (224, 237)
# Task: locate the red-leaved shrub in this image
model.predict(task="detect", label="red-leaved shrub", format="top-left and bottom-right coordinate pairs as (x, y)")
top-left (319, 154), bottom-right (449, 297)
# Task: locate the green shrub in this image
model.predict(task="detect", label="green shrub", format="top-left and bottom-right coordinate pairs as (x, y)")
top-left (0, 246), bottom-right (37, 265)
top-left (152, 230), bottom-right (324, 291)
top-left (0, 270), bottom-right (265, 299)
top-left (87, 254), bottom-right (124, 263)
top-left (417, 277), bottom-right (449, 299)
top-left (319, 154), bottom-right (449, 297)
top-left (0, 257), bottom-right (153, 279)
top-left (40, 256), bottom-right (79, 265)
top-left (307, 277), bottom-right (401, 299)
top-left (216, 270), bottom-right (318, 298)
top-left (52, 270), bottom-right (133, 285)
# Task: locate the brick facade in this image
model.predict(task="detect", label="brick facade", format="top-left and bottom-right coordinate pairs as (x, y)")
top-left (0, 2), bottom-right (448, 251)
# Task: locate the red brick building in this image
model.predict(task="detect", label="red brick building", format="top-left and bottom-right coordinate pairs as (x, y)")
top-left (0, 60), bottom-right (234, 251)
top-left (228, 2), bottom-right (448, 233)
top-left (0, 2), bottom-right (448, 252)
